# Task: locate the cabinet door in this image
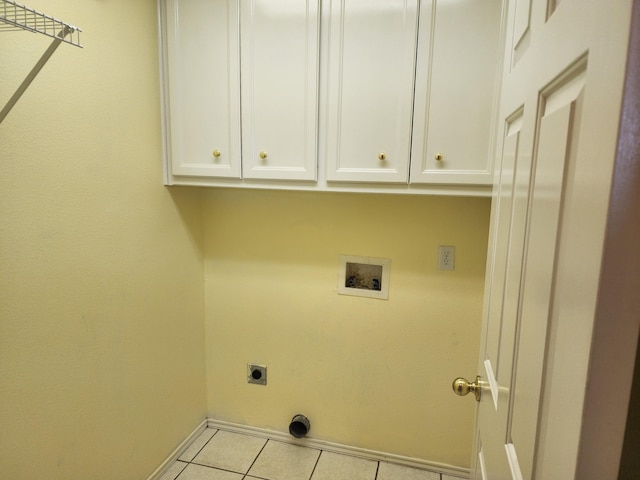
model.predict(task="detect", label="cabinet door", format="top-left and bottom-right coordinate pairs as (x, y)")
top-left (164, 0), bottom-right (241, 178)
top-left (325, 0), bottom-right (419, 183)
top-left (410, 0), bottom-right (503, 185)
top-left (240, 0), bottom-right (320, 181)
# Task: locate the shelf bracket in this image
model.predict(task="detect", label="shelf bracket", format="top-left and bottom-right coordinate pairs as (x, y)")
top-left (1, 27), bottom-right (73, 124)
top-left (1, 0), bottom-right (82, 124)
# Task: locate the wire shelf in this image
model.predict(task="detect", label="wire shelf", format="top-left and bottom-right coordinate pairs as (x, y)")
top-left (0, 0), bottom-right (82, 47)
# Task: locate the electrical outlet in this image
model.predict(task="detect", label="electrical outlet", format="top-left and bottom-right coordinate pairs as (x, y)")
top-left (438, 245), bottom-right (455, 270)
top-left (247, 364), bottom-right (267, 385)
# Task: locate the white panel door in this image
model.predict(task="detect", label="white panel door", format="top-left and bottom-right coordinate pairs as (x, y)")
top-left (240, 0), bottom-right (320, 181)
top-left (410, 0), bottom-right (503, 186)
top-left (463, 1), bottom-right (634, 479)
top-left (164, 0), bottom-right (241, 178)
top-left (325, 0), bottom-right (419, 183)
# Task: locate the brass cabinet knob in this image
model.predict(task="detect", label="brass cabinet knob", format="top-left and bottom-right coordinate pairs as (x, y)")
top-left (452, 376), bottom-right (481, 402)
top-left (378, 152), bottom-right (387, 161)
top-left (212, 149), bottom-right (221, 158)
top-left (259, 151), bottom-right (268, 159)
top-left (435, 153), bottom-right (444, 161)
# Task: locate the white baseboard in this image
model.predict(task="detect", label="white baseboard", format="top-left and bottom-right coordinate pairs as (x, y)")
top-left (207, 418), bottom-right (470, 479)
top-left (146, 418), bottom-right (208, 480)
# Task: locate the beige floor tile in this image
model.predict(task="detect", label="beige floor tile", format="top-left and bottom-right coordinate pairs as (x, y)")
top-left (310, 451), bottom-right (378, 480)
top-left (441, 475), bottom-right (466, 480)
top-left (248, 440), bottom-right (321, 480)
top-left (177, 463), bottom-right (244, 480)
top-left (158, 460), bottom-right (188, 480)
top-left (193, 430), bottom-right (267, 473)
top-left (179, 428), bottom-right (217, 461)
top-left (377, 462), bottom-right (441, 480)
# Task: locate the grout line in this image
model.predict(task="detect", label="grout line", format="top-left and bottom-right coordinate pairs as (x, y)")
top-left (374, 459), bottom-right (380, 480)
top-left (308, 449), bottom-right (323, 480)
top-left (244, 437), bottom-right (270, 477)
top-left (243, 473), bottom-right (268, 479)
top-left (183, 428), bottom-right (218, 462)
top-left (172, 460), bottom-right (189, 480)
top-left (188, 460), bottom-right (252, 478)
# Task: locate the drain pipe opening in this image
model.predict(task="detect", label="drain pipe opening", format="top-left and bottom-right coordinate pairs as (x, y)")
top-left (289, 414), bottom-right (310, 438)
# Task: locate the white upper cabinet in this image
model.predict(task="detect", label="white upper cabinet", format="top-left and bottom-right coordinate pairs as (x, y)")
top-left (410, 0), bottom-right (503, 185)
top-left (240, 0), bottom-right (320, 181)
top-left (159, 0), bottom-right (505, 195)
top-left (324, 0), bottom-right (419, 184)
top-left (162, 0), bottom-right (241, 178)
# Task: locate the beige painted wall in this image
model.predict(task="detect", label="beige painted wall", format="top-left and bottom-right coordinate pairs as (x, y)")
top-left (1, 0), bottom-right (491, 474)
top-left (0, 1), bottom-right (207, 478)
top-left (203, 188), bottom-right (490, 468)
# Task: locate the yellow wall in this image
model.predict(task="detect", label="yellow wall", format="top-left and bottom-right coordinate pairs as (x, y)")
top-left (203, 188), bottom-right (490, 468)
top-left (0, 1), bottom-right (207, 478)
top-left (1, 0), bottom-right (491, 474)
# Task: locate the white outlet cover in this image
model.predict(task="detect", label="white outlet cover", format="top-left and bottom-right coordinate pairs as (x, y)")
top-left (338, 255), bottom-right (390, 300)
top-left (438, 245), bottom-right (455, 270)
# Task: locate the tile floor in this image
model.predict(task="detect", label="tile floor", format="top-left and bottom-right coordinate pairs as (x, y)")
top-left (159, 428), bottom-right (465, 480)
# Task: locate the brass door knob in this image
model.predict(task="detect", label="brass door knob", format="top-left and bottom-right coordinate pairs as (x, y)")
top-left (212, 149), bottom-right (221, 158)
top-left (452, 376), bottom-right (481, 402)
top-left (378, 152), bottom-right (387, 161)
top-left (435, 153), bottom-right (444, 161)
top-left (259, 151), bottom-right (268, 159)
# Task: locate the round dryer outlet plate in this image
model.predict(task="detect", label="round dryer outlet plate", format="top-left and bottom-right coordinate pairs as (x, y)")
top-left (247, 364), bottom-right (267, 385)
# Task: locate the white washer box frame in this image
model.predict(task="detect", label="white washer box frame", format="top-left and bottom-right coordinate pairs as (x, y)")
top-left (337, 255), bottom-right (391, 300)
